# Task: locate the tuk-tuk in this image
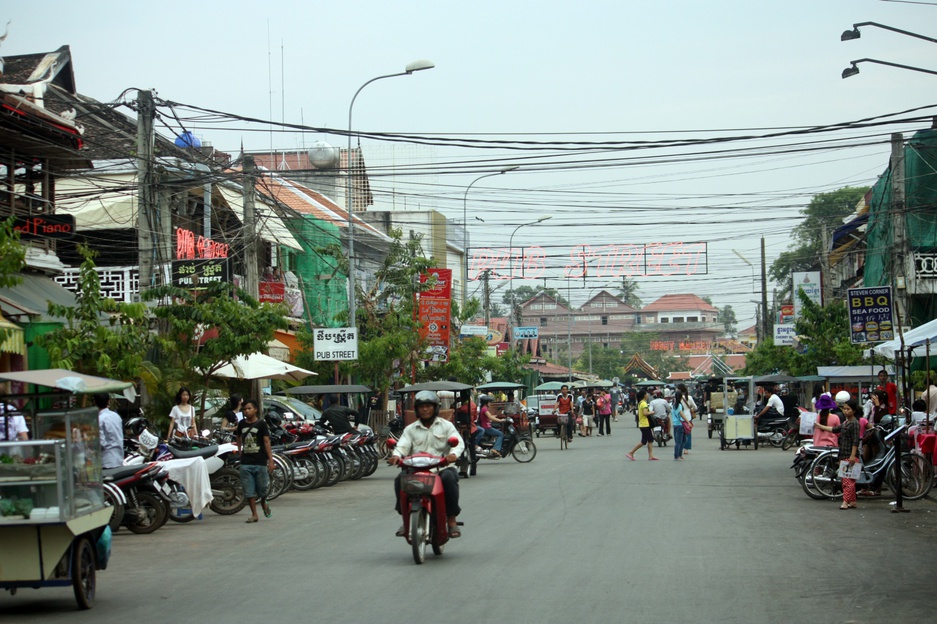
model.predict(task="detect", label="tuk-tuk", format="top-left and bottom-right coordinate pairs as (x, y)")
top-left (475, 382), bottom-right (529, 433)
top-left (529, 381), bottom-right (564, 437)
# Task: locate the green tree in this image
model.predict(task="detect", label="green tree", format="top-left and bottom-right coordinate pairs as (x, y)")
top-left (142, 281), bottom-right (288, 420)
top-left (36, 246), bottom-right (152, 382)
top-left (296, 228), bottom-right (433, 398)
top-left (574, 345), bottom-right (626, 380)
top-left (502, 285), bottom-right (569, 309)
top-left (616, 277), bottom-right (643, 309)
top-left (0, 217), bottom-right (26, 345)
top-left (769, 186), bottom-right (869, 296)
top-left (743, 291), bottom-right (867, 376)
top-left (718, 304), bottom-right (738, 336)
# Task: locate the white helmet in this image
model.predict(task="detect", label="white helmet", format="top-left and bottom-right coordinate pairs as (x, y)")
top-left (835, 391), bottom-right (851, 405)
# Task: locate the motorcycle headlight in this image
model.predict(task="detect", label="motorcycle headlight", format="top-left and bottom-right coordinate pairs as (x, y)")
top-left (401, 473), bottom-right (436, 495)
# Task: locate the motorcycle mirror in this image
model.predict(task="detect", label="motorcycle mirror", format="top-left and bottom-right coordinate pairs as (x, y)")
top-left (201, 429), bottom-right (211, 438)
top-left (386, 438), bottom-right (398, 448)
top-left (447, 435), bottom-right (460, 447)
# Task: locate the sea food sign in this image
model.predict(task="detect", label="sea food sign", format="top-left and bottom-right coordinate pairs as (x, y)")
top-left (847, 287), bottom-right (894, 344)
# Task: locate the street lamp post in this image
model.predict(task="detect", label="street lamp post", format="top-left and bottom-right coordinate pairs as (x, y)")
top-left (462, 166), bottom-right (518, 304)
top-left (841, 58), bottom-right (937, 79)
top-left (508, 216), bottom-right (552, 341)
top-left (346, 60), bottom-right (434, 329)
top-left (841, 21), bottom-right (937, 45)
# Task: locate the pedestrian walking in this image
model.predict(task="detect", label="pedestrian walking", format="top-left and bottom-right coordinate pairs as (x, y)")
top-left (626, 390), bottom-right (658, 461)
top-left (677, 384), bottom-right (697, 454)
top-left (610, 383), bottom-right (622, 422)
top-left (671, 389), bottom-right (692, 461)
top-left (596, 389), bottom-right (612, 435)
top-left (236, 399), bottom-right (273, 523)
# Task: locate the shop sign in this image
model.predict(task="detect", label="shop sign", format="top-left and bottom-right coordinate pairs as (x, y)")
top-left (313, 327), bottom-right (358, 361)
top-left (419, 269), bottom-right (452, 362)
top-left (847, 286), bottom-right (894, 344)
top-left (12, 214), bottom-right (75, 239)
top-left (175, 227), bottom-right (229, 260)
top-left (774, 324), bottom-right (796, 346)
top-left (792, 272), bottom-right (822, 318)
top-left (514, 326), bottom-right (539, 339)
top-left (460, 324), bottom-right (488, 338)
top-left (259, 281), bottom-right (285, 303)
top-left (171, 258), bottom-right (230, 289)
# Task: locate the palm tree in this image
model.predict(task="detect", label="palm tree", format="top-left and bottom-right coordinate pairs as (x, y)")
top-left (617, 277), bottom-right (642, 309)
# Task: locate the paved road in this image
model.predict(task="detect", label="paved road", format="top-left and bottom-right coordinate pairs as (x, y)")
top-left (3, 425), bottom-right (935, 623)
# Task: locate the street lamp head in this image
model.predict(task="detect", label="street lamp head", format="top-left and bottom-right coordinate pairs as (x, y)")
top-left (501, 165), bottom-right (520, 174)
top-left (841, 28), bottom-right (861, 42)
top-left (842, 64), bottom-right (860, 79)
top-left (536, 215), bottom-right (553, 223)
top-left (405, 60), bottom-right (435, 73)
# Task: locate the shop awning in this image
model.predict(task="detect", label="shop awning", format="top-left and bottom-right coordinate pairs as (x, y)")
top-left (0, 273), bottom-right (76, 322)
top-left (0, 312), bottom-right (25, 355)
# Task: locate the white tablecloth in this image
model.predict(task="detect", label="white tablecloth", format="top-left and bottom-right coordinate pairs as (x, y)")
top-left (162, 457), bottom-right (213, 516)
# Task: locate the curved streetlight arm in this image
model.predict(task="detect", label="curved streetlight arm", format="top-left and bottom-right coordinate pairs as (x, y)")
top-left (462, 166), bottom-right (519, 303)
top-left (842, 58), bottom-right (937, 79)
top-left (842, 22), bottom-right (937, 45)
top-left (508, 216), bottom-right (552, 336)
top-left (346, 62), bottom-right (434, 328)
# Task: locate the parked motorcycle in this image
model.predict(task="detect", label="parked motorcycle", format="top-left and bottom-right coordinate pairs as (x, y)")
top-left (388, 436), bottom-right (462, 564)
top-left (103, 462), bottom-right (172, 534)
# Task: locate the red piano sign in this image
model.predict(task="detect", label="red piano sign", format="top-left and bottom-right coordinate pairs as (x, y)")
top-left (12, 214), bottom-right (75, 239)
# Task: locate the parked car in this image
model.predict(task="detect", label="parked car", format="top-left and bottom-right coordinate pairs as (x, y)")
top-left (263, 395), bottom-right (323, 424)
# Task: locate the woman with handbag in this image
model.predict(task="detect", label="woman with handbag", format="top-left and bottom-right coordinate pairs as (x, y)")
top-left (677, 384), bottom-right (698, 455)
top-left (626, 389), bottom-right (659, 461)
top-left (671, 389), bottom-right (693, 461)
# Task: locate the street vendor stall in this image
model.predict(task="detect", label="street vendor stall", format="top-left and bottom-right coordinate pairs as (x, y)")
top-left (0, 369), bottom-right (133, 609)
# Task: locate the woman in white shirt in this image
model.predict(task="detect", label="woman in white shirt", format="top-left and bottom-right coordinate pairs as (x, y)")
top-left (168, 386), bottom-right (197, 439)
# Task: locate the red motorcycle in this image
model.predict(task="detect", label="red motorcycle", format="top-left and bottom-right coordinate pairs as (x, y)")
top-left (387, 436), bottom-right (461, 564)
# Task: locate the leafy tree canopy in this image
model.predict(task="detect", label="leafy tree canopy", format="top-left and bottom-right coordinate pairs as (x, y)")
top-left (36, 246), bottom-right (152, 382)
top-left (769, 186), bottom-right (869, 296)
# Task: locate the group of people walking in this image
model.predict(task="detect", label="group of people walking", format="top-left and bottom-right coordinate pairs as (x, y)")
top-left (626, 384), bottom-right (698, 461)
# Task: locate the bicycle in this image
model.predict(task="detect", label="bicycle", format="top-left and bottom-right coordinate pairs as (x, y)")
top-left (557, 413), bottom-right (569, 450)
top-left (807, 423), bottom-right (934, 501)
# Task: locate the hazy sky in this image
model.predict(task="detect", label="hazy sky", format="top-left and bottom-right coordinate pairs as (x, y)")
top-left (5, 0), bottom-right (937, 327)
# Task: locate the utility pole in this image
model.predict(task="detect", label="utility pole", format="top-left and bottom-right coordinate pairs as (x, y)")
top-left (242, 155), bottom-right (262, 404)
top-left (482, 269), bottom-right (491, 330)
top-left (890, 132), bottom-right (908, 326)
top-left (136, 90), bottom-right (156, 294)
top-left (761, 236), bottom-right (770, 342)
top-left (242, 155), bottom-right (259, 299)
top-left (820, 223), bottom-right (832, 305)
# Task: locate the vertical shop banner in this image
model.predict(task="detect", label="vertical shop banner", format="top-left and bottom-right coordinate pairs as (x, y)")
top-left (792, 271), bottom-right (822, 318)
top-left (847, 286), bottom-right (894, 344)
top-left (419, 269), bottom-right (452, 362)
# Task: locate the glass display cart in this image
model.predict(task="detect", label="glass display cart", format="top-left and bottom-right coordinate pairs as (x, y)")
top-left (0, 369), bottom-right (134, 609)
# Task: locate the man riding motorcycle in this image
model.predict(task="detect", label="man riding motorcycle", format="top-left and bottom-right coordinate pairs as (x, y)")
top-left (389, 390), bottom-right (465, 538)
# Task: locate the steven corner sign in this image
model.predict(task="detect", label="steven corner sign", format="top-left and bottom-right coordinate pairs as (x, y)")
top-left (313, 327), bottom-right (358, 361)
top-left (847, 287), bottom-right (894, 344)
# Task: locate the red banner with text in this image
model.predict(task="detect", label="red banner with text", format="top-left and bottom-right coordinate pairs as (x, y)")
top-left (418, 269), bottom-right (452, 362)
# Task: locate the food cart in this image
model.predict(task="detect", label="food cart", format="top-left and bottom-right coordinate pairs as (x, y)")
top-left (717, 376), bottom-right (757, 450)
top-left (0, 369), bottom-right (134, 609)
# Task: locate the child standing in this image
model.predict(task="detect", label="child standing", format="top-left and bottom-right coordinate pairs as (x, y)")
top-left (815, 399), bottom-right (860, 509)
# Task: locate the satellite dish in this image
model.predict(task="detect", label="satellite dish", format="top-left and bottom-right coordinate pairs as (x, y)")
top-left (308, 140), bottom-right (339, 169)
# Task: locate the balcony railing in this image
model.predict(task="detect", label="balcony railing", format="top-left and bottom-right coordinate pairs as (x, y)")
top-left (55, 265), bottom-right (140, 303)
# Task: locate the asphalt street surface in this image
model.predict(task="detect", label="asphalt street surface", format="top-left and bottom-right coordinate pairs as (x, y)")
top-left (3, 421), bottom-right (935, 623)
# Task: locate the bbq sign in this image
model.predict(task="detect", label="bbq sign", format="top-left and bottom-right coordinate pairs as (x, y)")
top-left (847, 286), bottom-right (894, 344)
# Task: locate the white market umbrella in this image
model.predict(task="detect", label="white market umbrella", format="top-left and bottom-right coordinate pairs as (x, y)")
top-left (211, 353), bottom-right (317, 381)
